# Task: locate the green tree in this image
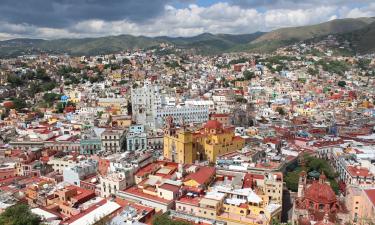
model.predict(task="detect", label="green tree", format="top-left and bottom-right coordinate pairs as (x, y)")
top-left (41, 82), bottom-right (56, 92)
top-left (284, 169), bottom-right (302, 192)
top-left (243, 70), bottom-right (255, 80)
top-left (338, 80), bottom-right (346, 87)
top-left (35, 68), bottom-right (50, 82)
top-left (10, 97), bottom-right (27, 110)
top-left (235, 97), bottom-right (247, 103)
top-left (7, 74), bottom-right (24, 87)
top-left (358, 58), bottom-right (371, 70)
top-left (0, 204), bottom-right (41, 225)
top-left (275, 107), bottom-right (286, 116)
top-left (307, 67), bottom-right (318, 76)
top-left (122, 58), bottom-right (131, 65)
top-left (119, 80), bottom-right (127, 85)
top-left (29, 82), bottom-right (42, 95)
top-left (153, 214), bottom-right (191, 225)
top-left (285, 155), bottom-right (339, 194)
top-left (43, 93), bottom-right (62, 105)
top-left (56, 102), bottom-right (65, 113)
top-left (229, 57), bottom-right (249, 64)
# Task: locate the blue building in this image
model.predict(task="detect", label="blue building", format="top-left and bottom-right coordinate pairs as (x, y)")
top-left (80, 128), bottom-right (104, 155)
top-left (126, 125), bottom-right (147, 151)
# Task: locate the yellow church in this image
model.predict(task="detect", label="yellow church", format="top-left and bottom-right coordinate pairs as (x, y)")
top-left (163, 118), bottom-right (244, 164)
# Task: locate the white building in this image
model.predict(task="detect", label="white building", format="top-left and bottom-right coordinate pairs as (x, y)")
top-left (63, 159), bottom-right (98, 186)
top-left (131, 83), bottom-right (162, 128)
top-left (48, 155), bottom-right (83, 174)
top-left (155, 105), bottom-right (209, 128)
top-left (101, 129), bottom-right (125, 154)
top-left (100, 171), bottom-right (134, 198)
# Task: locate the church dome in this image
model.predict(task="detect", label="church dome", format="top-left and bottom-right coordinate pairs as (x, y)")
top-left (304, 181), bottom-right (337, 204)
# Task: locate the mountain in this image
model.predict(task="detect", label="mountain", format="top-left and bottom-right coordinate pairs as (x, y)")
top-left (0, 35), bottom-right (161, 57)
top-left (242, 17), bottom-right (375, 53)
top-left (155, 32), bottom-right (265, 54)
top-left (0, 32), bottom-right (265, 57)
top-left (0, 17), bottom-right (375, 57)
top-left (335, 21), bottom-right (375, 54)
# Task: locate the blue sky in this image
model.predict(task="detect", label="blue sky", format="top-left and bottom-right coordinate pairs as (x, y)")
top-left (0, 0), bottom-right (374, 40)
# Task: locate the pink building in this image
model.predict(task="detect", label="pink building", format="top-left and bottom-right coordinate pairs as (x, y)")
top-left (346, 186), bottom-right (375, 225)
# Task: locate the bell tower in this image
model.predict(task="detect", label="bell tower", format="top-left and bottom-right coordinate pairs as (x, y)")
top-left (298, 171), bottom-right (307, 198)
top-left (164, 116), bottom-right (176, 136)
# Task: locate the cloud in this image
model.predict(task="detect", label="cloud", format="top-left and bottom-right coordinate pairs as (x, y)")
top-left (63, 3), bottom-right (341, 37)
top-left (231, 0), bottom-right (373, 10)
top-left (339, 3), bottom-right (375, 18)
top-left (0, 0), bottom-right (173, 28)
top-left (0, 0), bottom-right (374, 39)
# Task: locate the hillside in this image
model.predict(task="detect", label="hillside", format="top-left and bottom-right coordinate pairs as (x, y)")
top-left (335, 21), bottom-right (375, 54)
top-left (252, 17), bottom-right (375, 43)
top-left (0, 17), bottom-right (374, 57)
top-left (0, 32), bottom-right (264, 57)
top-left (244, 17), bottom-right (375, 53)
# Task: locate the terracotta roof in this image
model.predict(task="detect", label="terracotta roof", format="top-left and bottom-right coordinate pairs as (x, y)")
top-left (203, 120), bottom-right (223, 130)
top-left (122, 186), bottom-right (173, 204)
top-left (304, 181), bottom-right (337, 204)
top-left (243, 173), bottom-right (264, 189)
top-left (159, 183), bottom-right (180, 192)
top-left (211, 113), bottom-right (229, 118)
top-left (298, 217), bottom-right (312, 225)
top-left (364, 189), bottom-right (375, 206)
top-left (347, 166), bottom-right (373, 178)
top-left (184, 167), bottom-right (215, 185)
top-left (177, 196), bottom-right (201, 206)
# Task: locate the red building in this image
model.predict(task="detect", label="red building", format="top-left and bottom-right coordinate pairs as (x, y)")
top-left (293, 172), bottom-right (349, 225)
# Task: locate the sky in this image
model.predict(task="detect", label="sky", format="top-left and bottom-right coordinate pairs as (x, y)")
top-left (0, 0), bottom-right (374, 40)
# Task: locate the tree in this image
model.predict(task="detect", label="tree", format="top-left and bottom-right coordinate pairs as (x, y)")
top-left (235, 97), bottom-right (247, 103)
top-left (318, 60), bottom-right (348, 76)
top-left (275, 107), bottom-right (286, 116)
top-left (358, 58), bottom-right (371, 70)
top-left (338, 80), bottom-right (346, 87)
top-left (0, 204), bottom-right (42, 225)
top-left (28, 82), bottom-right (42, 95)
top-left (284, 169), bottom-right (302, 192)
top-left (56, 102), bottom-right (65, 113)
top-left (122, 58), bottom-right (131, 65)
top-left (243, 70), bottom-right (255, 80)
top-left (119, 80), bottom-right (127, 85)
top-left (7, 74), bottom-right (24, 87)
top-left (229, 57), bottom-right (249, 65)
top-left (10, 97), bottom-right (27, 110)
top-left (41, 82), bottom-right (56, 91)
top-left (35, 68), bottom-right (50, 82)
top-left (43, 93), bottom-right (62, 105)
top-left (285, 155), bottom-right (340, 194)
top-left (307, 67), bottom-right (318, 76)
top-left (152, 214), bottom-right (191, 225)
